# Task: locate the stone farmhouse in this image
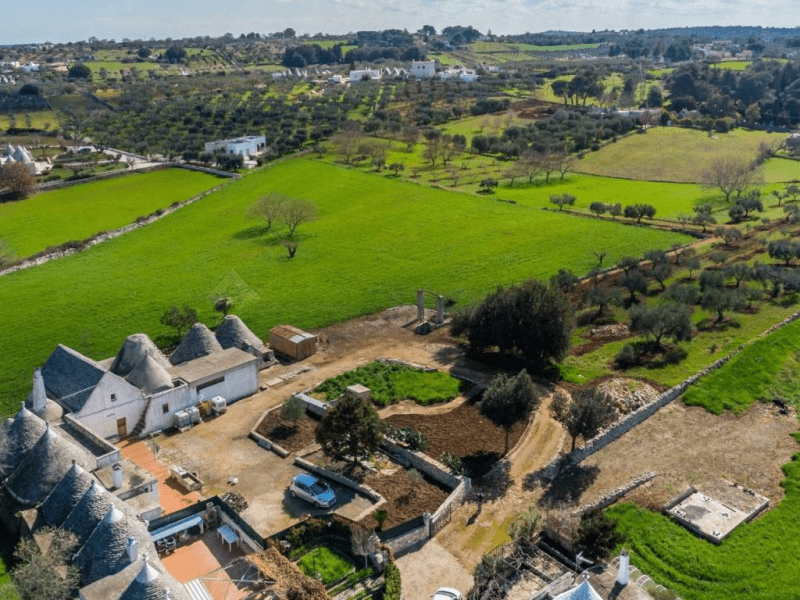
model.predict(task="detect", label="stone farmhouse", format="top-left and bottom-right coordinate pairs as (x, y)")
top-left (0, 405), bottom-right (191, 600)
top-left (1, 143), bottom-right (52, 175)
top-left (203, 135), bottom-right (267, 158)
top-left (35, 315), bottom-right (267, 441)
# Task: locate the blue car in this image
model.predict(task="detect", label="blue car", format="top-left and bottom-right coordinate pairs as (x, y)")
top-left (289, 473), bottom-right (337, 508)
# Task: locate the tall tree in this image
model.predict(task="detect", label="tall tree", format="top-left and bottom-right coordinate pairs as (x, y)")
top-left (282, 198), bottom-right (317, 236)
top-left (160, 305), bottom-right (197, 338)
top-left (480, 370), bottom-right (540, 453)
top-left (316, 395), bottom-right (385, 466)
top-left (0, 163), bottom-right (36, 200)
top-left (451, 279), bottom-right (573, 370)
top-left (246, 192), bottom-right (287, 231)
top-left (629, 303), bottom-right (692, 349)
top-left (551, 389), bottom-right (614, 452)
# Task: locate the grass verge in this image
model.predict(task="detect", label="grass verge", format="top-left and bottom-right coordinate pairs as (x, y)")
top-left (297, 546), bottom-right (352, 585)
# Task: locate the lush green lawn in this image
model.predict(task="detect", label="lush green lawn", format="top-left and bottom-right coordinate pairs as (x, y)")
top-left (681, 317), bottom-right (800, 414)
top-left (0, 169), bottom-right (223, 258)
top-left (0, 158), bottom-right (688, 414)
top-left (297, 546), bottom-right (352, 585)
top-left (314, 361), bottom-right (462, 406)
top-left (573, 127), bottom-right (793, 183)
top-left (493, 174), bottom-right (716, 219)
top-left (609, 450), bottom-right (800, 600)
top-left (0, 110), bottom-right (58, 130)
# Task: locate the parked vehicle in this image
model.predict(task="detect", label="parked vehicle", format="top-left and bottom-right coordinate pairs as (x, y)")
top-left (289, 473), bottom-right (337, 508)
top-left (432, 588), bottom-right (463, 600)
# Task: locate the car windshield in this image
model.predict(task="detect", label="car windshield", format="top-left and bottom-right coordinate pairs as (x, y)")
top-left (310, 481), bottom-right (329, 495)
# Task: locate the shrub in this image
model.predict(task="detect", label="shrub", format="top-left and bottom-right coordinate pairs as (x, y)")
top-left (438, 452), bottom-right (464, 475)
top-left (615, 343), bottom-right (641, 369)
top-left (384, 561), bottom-right (401, 600)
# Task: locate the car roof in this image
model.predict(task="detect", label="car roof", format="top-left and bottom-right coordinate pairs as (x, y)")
top-left (294, 473), bottom-right (321, 486)
top-left (432, 587), bottom-right (462, 600)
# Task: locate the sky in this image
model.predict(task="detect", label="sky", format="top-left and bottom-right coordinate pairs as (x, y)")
top-left (2, 0), bottom-right (797, 44)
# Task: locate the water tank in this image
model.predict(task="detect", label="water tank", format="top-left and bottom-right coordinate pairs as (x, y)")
top-left (187, 406), bottom-right (201, 424)
top-left (211, 396), bottom-right (227, 414)
top-left (174, 410), bottom-right (191, 430)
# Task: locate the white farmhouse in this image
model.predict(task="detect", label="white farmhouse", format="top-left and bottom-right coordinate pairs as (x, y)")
top-left (204, 135), bottom-right (266, 158)
top-left (349, 69), bottom-right (381, 83)
top-left (36, 316), bottom-right (268, 440)
top-left (411, 60), bottom-right (436, 79)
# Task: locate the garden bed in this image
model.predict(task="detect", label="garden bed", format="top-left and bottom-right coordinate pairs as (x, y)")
top-left (384, 402), bottom-right (527, 477)
top-left (256, 409), bottom-right (320, 453)
top-left (313, 360), bottom-right (462, 407)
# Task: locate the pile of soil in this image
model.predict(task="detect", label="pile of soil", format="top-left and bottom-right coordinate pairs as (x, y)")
top-left (256, 410), bottom-right (320, 453)
top-left (384, 402), bottom-right (526, 477)
top-left (253, 547), bottom-right (328, 600)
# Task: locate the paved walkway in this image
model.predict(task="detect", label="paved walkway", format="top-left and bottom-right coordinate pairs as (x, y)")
top-left (119, 438), bottom-right (201, 514)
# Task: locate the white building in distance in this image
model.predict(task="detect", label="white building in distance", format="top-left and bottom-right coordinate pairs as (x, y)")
top-left (411, 60), bottom-right (436, 79)
top-left (204, 135), bottom-right (266, 158)
top-left (349, 69), bottom-right (381, 83)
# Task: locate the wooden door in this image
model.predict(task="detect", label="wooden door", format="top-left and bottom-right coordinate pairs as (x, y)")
top-left (117, 418), bottom-right (127, 436)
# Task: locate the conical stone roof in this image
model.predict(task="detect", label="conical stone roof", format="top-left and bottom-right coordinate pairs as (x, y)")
top-left (215, 315), bottom-right (262, 352)
top-left (40, 460), bottom-right (93, 527)
top-left (169, 323), bottom-right (222, 365)
top-left (61, 480), bottom-right (113, 546)
top-left (74, 506), bottom-right (132, 584)
top-left (110, 334), bottom-right (170, 377)
top-left (119, 556), bottom-right (167, 600)
top-left (1, 403), bottom-right (46, 477)
top-left (6, 426), bottom-right (75, 506)
top-left (126, 354), bottom-right (174, 395)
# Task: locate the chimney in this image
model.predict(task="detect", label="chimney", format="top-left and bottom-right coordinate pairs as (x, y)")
top-left (617, 548), bottom-right (630, 586)
top-left (112, 463), bottom-right (124, 489)
top-left (126, 537), bottom-right (138, 563)
top-left (436, 295), bottom-right (445, 324)
top-left (416, 289), bottom-right (425, 321)
top-left (31, 368), bottom-right (47, 415)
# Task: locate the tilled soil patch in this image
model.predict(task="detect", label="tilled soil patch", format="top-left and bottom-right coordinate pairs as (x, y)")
top-left (384, 402), bottom-right (526, 477)
top-left (361, 468), bottom-right (450, 530)
top-left (256, 410), bottom-right (320, 453)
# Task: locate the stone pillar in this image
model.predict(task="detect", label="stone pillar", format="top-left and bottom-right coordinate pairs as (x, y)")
top-left (436, 295), bottom-right (445, 324)
top-left (31, 368), bottom-right (47, 416)
top-left (617, 548), bottom-right (629, 586)
top-left (416, 289), bottom-right (425, 321)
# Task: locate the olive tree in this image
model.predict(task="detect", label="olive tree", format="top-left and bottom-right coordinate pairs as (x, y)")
top-left (480, 370), bottom-right (540, 454)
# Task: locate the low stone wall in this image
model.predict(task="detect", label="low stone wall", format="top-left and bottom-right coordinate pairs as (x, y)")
top-left (248, 410), bottom-right (291, 458)
top-left (381, 517), bottom-right (430, 557)
top-left (380, 439), bottom-right (461, 489)
top-left (1, 173), bottom-right (235, 278)
top-left (578, 472), bottom-right (657, 514)
top-left (291, 392), bottom-right (329, 418)
top-left (293, 457), bottom-right (383, 503)
top-left (62, 413), bottom-right (121, 469)
top-left (662, 487), bottom-right (697, 512)
top-left (432, 477), bottom-right (472, 523)
top-left (376, 357), bottom-right (438, 373)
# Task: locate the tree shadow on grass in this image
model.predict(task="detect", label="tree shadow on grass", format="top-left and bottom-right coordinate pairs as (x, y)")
top-left (695, 317), bottom-right (742, 332)
top-left (231, 225), bottom-right (271, 240)
top-left (532, 464), bottom-right (600, 510)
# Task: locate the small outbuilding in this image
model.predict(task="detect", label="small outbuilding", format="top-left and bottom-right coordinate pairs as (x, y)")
top-left (269, 325), bottom-right (317, 361)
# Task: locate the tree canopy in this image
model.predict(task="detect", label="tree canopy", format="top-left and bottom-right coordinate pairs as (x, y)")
top-left (480, 370), bottom-right (540, 453)
top-left (451, 279), bottom-right (573, 371)
top-left (315, 395), bottom-right (385, 465)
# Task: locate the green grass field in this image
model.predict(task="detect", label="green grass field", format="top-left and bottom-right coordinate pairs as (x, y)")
top-left (297, 546), bottom-right (352, 585)
top-left (0, 110), bottom-right (58, 131)
top-left (682, 317), bottom-right (800, 414)
top-left (0, 158), bottom-right (688, 414)
top-left (709, 60), bottom-right (753, 71)
top-left (314, 361), bottom-right (462, 406)
top-left (84, 60), bottom-right (161, 75)
top-left (609, 450), bottom-right (800, 600)
top-left (573, 128), bottom-right (795, 183)
top-left (0, 169), bottom-right (223, 259)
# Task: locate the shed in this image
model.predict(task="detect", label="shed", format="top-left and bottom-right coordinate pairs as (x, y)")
top-left (269, 325), bottom-right (317, 361)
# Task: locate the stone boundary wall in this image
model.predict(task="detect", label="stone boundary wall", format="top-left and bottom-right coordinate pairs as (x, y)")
top-left (1, 172), bottom-right (235, 278)
top-left (381, 517), bottom-right (430, 557)
top-left (534, 305), bottom-right (800, 481)
top-left (375, 357), bottom-right (438, 373)
top-left (432, 478), bottom-right (472, 523)
top-left (380, 439), bottom-right (461, 489)
top-left (293, 456), bottom-right (383, 503)
top-left (662, 486), bottom-right (698, 512)
top-left (577, 472), bottom-right (657, 514)
top-left (248, 410), bottom-right (291, 458)
top-left (291, 392), bottom-right (330, 418)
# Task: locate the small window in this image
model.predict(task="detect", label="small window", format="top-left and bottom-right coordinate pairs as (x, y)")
top-left (162, 403), bottom-right (170, 414)
top-left (110, 393), bottom-right (117, 402)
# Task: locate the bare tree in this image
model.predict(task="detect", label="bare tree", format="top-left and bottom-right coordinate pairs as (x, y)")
top-left (0, 163), bottom-right (36, 200)
top-left (282, 199), bottom-right (317, 236)
top-left (331, 128), bottom-right (363, 165)
top-left (246, 192), bottom-right (286, 231)
top-left (701, 157), bottom-right (762, 203)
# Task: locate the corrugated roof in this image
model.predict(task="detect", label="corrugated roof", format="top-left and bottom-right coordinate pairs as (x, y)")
top-left (62, 480), bottom-right (114, 546)
top-left (40, 460), bottom-right (93, 527)
top-left (126, 354), bottom-right (174, 395)
top-left (0, 403), bottom-right (46, 477)
top-left (41, 345), bottom-right (106, 412)
top-left (110, 334), bottom-right (170, 377)
top-left (5, 426), bottom-right (81, 507)
top-left (170, 323), bottom-right (223, 366)
top-left (215, 315), bottom-right (263, 352)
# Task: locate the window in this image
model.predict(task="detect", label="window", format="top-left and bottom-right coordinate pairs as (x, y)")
top-left (162, 403), bottom-right (170, 414)
top-left (110, 393), bottom-right (117, 402)
top-left (197, 376), bottom-right (225, 392)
